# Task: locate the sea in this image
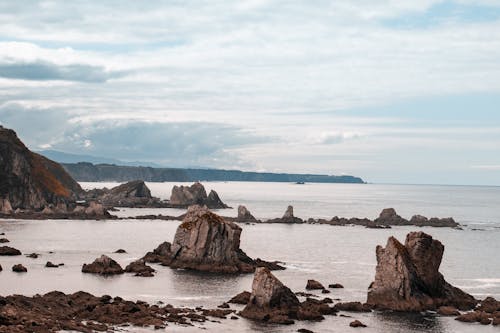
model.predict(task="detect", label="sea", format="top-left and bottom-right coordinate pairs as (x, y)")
top-left (1, 182), bottom-right (499, 333)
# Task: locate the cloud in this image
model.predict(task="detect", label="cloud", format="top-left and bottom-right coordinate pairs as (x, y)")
top-left (0, 61), bottom-right (124, 82)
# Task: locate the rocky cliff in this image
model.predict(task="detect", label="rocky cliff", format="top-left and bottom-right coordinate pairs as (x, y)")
top-left (0, 126), bottom-right (82, 212)
top-left (169, 182), bottom-right (228, 209)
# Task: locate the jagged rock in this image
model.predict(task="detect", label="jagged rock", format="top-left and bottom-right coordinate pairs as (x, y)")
top-left (0, 238), bottom-right (9, 243)
top-left (410, 215), bottom-right (459, 228)
top-left (12, 264), bottom-right (27, 272)
top-left (267, 205), bottom-right (303, 223)
top-left (328, 283), bottom-right (344, 289)
top-left (0, 246), bottom-right (21, 256)
top-left (169, 182), bottom-right (228, 209)
top-left (229, 291), bottom-right (251, 304)
top-left (82, 255), bottom-right (124, 275)
top-left (350, 320), bottom-right (367, 327)
top-left (143, 206), bottom-right (279, 273)
top-left (367, 232), bottom-right (477, 311)
top-left (124, 260), bottom-right (155, 277)
top-left (0, 126), bottom-right (82, 211)
top-left (306, 280), bottom-right (325, 290)
top-left (240, 267), bottom-right (300, 324)
top-left (237, 205), bottom-right (258, 222)
top-left (374, 208), bottom-right (408, 225)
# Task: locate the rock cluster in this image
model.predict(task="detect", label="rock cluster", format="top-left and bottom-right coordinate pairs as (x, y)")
top-left (455, 297), bottom-right (500, 326)
top-left (143, 206), bottom-right (283, 273)
top-left (267, 205), bottom-right (304, 223)
top-left (169, 182), bottom-right (228, 209)
top-left (0, 291), bottom-right (232, 332)
top-left (82, 255), bottom-right (124, 275)
top-left (366, 231), bottom-right (477, 311)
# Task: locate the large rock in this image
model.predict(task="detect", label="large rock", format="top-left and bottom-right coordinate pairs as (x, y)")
top-left (374, 208), bottom-right (408, 226)
top-left (366, 232), bottom-right (477, 311)
top-left (142, 206), bottom-right (281, 273)
top-left (0, 246), bottom-right (22, 256)
top-left (240, 267), bottom-right (300, 324)
top-left (82, 255), bottom-right (124, 275)
top-left (236, 205), bottom-right (258, 222)
top-left (267, 205), bottom-right (303, 223)
top-left (169, 182), bottom-right (228, 209)
top-left (0, 126), bottom-right (82, 211)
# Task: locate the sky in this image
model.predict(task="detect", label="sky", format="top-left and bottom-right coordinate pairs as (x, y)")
top-left (0, 1), bottom-right (500, 186)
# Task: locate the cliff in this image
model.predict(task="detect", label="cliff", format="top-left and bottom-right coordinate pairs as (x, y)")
top-left (61, 162), bottom-right (365, 184)
top-left (0, 126), bottom-right (82, 211)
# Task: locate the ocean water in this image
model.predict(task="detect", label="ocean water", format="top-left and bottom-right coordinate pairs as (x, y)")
top-left (1, 182), bottom-right (499, 333)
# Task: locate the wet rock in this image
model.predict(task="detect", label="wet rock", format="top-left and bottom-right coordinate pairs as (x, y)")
top-left (350, 320), bottom-right (367, 327)
top-left (334, 302), bottom-right (372, 312)
top-left (477, 297), bottom-right (500, 313)
top-left (374, 208), bottom-right (408, 226)
top-left (328, 283), bottom-right (344, 289)
top-left (0, 246), bottom-right (21, 256)
top-left (169, 182), bottom-right (228, 209)
top-left (438, 306), bottom-right (460, 316)
top-left (82, 255), bottom-right (124, 275)
top-left (114, 249), bottom-right (127, 253)
top-left (236, 205), bottom-right (258, 222)
top-left (12, 264), bottom-right (27, 272)
top-left (26, 252), bottom-right (39, 258)
top-left (124, 260), bottom-right (155, 277)
top-left (45, 261), bottom-right (59, 268)
top-left (0, 238), bottom-right (9, 243)
top-left (229, 291), bottom-right (251, 304)
top-left (240, 267), bottom-right (300, 324)
top-left (267, 205), bottom-right (304, 224)
top-left (410, 215), bottom-right (459, 228)
top-left (306, 279), bottom-right (325, 290)
top-left (143, 206), bottom-right (278, 273)
top-left (367, 232), bottom-right (477, 311)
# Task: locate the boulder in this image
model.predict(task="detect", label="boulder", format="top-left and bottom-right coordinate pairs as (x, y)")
top-left (240, 267), bottom-right (300, 324)
top-left (0, 246), bottom-right (21, 256)
top-left (229, 291), bottom-right (251, 304)
top-left (350, 320), bottom-right (367, 327)
top-left (236, 205), bottom-right (258, 222)
top-left (367, 232), bottom-right (477, 311)
top-left (0, 264), bottom-right (2, 271)
top-left (0, 238), bottom-right (9, 243)
top-left (45, 261), bottom-right (59, 268)
top-left (437, 306), bottom-right (460, 316)
top-left (169, 182), bottom-right (228, 209)
top-left (306, 280), bottom-right (325, 290)
top-left (82, 255), bottom-right (124, 275)
top-left (124, 260), bottom-right (155, 277)
top-left (328, 283), bottom-right (344, 289)
top-left (143, 206), bottom-right (279, 273)
top-left (267, 205), bottom-right (303, 223)
top-left (12, 264), bottom-right (27, 272)
top-left (374, 208), bottom-right (408, 226)
top-left (334, 302), bottom-right (372, 312)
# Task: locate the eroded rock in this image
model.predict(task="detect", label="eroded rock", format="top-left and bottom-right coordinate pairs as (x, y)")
top-left (169, 182), bottom-right (228, 209)
top-left (124, 260), bottom-right (155, 277)
top-left (236, 205), bottom-right (258, 222)
top-left (82, 255), bottom-right (124, 275)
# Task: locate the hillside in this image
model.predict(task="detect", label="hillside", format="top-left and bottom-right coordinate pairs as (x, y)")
top-left (61, 162), bottom-right (365, 184)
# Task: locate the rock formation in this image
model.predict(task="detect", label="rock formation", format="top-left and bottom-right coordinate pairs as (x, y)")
top-left (82, 255), bottom-right (124, 275)
top-left (142, 206), bottom-right (283, 273)
top-left (267, 205), bottom-right (303, 223)
top-left (0, 246), bottom-right (21, 256)
top-left (0, 126), bottom-right (82, 211)
top-left (124, 260), bottom-right (155, 277)
top-left (169, 182), bottom-right (228, 209)
top-left (240, 267), bottom-right (300, 324)
top-left (306, 280), bottom-right (325, 290)
top-left (236, 205), bottom-right (258, 222)
top-left (366, 232), bottom-right (477, 311)
top-left (12, 264), bottom-right (27, 272)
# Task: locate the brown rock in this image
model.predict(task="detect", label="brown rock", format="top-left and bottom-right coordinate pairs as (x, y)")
top-left (114, 249), bottom-right (127, 253)
top-left (477, 297), bottom-right (500, 313)
top-left (350, 320), bottom-right (367, 327)
top-left (328, 283), bottom-right (344, 289)
top-left (169, 182), bottom-right (228, 209)
top-left (229, 291), bottom-right (251, 304)
top-left (240, 267), bottom-right (300, 324)
top-left (26, 252), bottom-right (39, 258)
top-left (124, 260), bottom-right (155, 277)
top-left (237, 205), bottom-right (258, 222)
top-left (374, 208), bottom-right (408, 225)
top-left (437, 306), bottom-right (460, 316)
top-left (0, 246), bottom-right (21, 256)
top-left (0, 238), bottom-right (9, 243)
top-left (306, 279), bottom-right (325, 290)
top-left (12, 264), bottom-right (27, 272)
top-left (334, 302), bottom-right (372, 312)
top-left (82, 255), bottom-right (124, 275)
top-left (267, 205), bottom-right (304, 224)
top-left (367, 232), bottom-right (477, 311)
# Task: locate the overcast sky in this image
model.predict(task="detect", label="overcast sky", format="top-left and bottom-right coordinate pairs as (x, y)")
top-left (1, 1), bottom-right (500, 185)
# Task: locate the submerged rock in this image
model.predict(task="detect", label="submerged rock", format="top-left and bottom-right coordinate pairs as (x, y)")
top-left (82, 255), bottom-right (124, 275)
top-left (143, 206), bottom-right (280, 273)
top-left (236, 205), bottom-right (258, 222)
top-left (12, 264), bottom-right (27, 272)
top-left (169, 182), bottom-right (228, 209)
top-left (240, 267), bottom-right (300, 324)
top-left (0, 246), bottom-right (21, 256)
top-left (367, 232), bottom-right (477, 311)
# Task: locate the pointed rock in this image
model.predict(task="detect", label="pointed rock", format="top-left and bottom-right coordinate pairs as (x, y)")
top-left (82, 255), bottom-right (124, 275)
top-left (237, 205), bottom-right (258, 222)
top-left (367, 232), bottom-right (477, 311)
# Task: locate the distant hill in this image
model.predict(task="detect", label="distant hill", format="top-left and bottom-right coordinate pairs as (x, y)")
top-left (37, 150), bottom-right (163, 168)
top-left (60, 162), bottom-right (365, 184)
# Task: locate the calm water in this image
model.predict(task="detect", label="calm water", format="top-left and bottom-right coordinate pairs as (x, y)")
top-left (1, 182), bottom-right (499, 333)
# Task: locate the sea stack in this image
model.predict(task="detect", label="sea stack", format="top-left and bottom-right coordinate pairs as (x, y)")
top-left (169, 182), bottom-right (228, 209)
top-left (366, 231), bottom-right (477, 311)
top-left (143, 206), bottom-right (282, 273)
top-left (236, 205), bottom-right (258, 222)
top-left (267, 205), bottom-right (303, 223)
